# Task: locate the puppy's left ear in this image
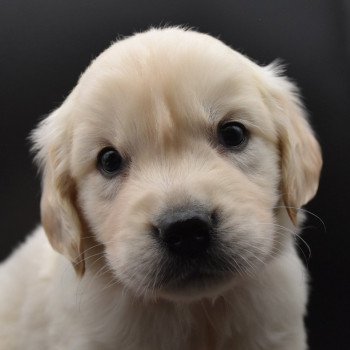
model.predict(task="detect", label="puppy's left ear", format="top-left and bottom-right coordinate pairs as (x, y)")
top-left (31, 95), bottom-right (86, 276)
top-left (264, 65), bottom-right (322, 225)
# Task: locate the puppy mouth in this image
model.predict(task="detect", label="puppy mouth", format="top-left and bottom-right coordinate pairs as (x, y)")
top-left (154, 249), bottom-right (235, 291)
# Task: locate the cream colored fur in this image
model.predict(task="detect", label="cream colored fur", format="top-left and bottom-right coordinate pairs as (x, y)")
top-left (0, 27), bottom-right (322, 350)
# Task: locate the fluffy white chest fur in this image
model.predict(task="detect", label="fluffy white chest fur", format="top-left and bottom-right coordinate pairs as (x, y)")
top-left (0, 27), bottom-right (321, 349)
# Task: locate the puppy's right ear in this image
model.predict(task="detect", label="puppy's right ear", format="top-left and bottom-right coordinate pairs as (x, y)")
top-left (31, 96), bottom-right (85, 276)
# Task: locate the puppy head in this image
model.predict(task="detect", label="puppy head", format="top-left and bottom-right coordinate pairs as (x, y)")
top-left (32, 28), bottom-right (322, 301)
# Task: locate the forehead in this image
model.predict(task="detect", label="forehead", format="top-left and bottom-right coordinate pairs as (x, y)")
top-left (73, 29), bottom-right (276, 153)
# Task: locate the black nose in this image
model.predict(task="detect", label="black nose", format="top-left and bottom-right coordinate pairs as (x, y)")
top-left (157, 211), bottom-right (213, 256)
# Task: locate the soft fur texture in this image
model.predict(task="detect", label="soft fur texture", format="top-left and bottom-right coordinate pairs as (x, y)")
top-left (0, 27), bottom-right (322, 350)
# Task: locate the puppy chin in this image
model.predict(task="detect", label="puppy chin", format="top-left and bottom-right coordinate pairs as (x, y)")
top-left (157, 274), bottom-right (235, 303)
top-left (113, 259), bottom-right (237, 303)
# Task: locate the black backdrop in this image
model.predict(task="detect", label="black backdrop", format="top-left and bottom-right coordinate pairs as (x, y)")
top-left (1, 1), bottom-right (349, 349)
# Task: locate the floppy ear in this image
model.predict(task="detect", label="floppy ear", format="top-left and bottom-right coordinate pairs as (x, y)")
top-left (31, 96), bottom-right (85, 276)
top-left (265, 65), bottom-right (322, 225)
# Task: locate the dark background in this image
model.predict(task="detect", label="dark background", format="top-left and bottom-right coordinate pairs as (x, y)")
top-left (1, 1), bottom-right (349, 348)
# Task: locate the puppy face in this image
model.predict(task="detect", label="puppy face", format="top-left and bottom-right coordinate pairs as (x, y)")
top-left (32, 28), bottom-right (322, 301)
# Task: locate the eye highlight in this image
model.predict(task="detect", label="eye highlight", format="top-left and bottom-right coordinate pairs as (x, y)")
top-left (97, 147), bottom-right (123, 177)
top-left (218, 122), bottom-right (248, 149)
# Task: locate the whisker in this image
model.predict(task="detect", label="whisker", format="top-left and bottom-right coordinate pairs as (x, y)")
top-left (253, 221), bottom-right (311, 259)
top-left (273, 205), bottom-right (326, 232)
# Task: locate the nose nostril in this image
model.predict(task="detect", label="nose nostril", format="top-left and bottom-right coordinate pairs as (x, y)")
top-left (166, 234), bottom-right (182, 247)
top-left (194, 234), bottom-right (206, 241)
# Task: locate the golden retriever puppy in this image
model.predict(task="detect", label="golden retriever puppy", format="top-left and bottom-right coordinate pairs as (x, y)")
top-left (0, 27), bottom-right (322, 350)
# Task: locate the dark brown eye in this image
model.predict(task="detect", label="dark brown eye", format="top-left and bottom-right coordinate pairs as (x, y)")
top-left (218, 122), bottom-right (248, 149)
top-left (97, 147), bottom-right (123, 177)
